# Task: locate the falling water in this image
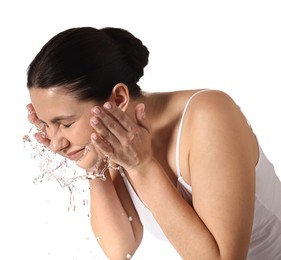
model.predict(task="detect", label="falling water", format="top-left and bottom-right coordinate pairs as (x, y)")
top-left (23, 126), bottom-right (133, 259)
top-left (23, 126), bottom-right (98, 211)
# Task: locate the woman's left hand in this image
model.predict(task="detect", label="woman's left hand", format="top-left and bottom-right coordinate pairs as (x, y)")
top-left (26, 103), bottom-right (50, 147)
top-left (90, 101), bottom-right (152, 171)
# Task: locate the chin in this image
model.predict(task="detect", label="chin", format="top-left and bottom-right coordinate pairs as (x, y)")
top-left (76, 150), bottom-right (99, 170)
top-left (76, 155), bottom-right (98, 170)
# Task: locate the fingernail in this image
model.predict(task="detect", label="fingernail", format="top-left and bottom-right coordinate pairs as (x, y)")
top-left (28, 109), bottom-right (35, 115)
top-left (91, 117), bottom-right (99, 125)
top-left (91, 133), bottom-right (98, 140)
top-left (38, 122), bottom-right (45, 131)
top-left (103, 102), bottom-right (112, 109)
top-left (92, 107), bottom-right (101, 114)
top-left (40, 131), bottom-right (47, 138)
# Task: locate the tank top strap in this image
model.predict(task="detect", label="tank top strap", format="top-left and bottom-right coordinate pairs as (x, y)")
top-left (175, 89), bottom-right (210, 178)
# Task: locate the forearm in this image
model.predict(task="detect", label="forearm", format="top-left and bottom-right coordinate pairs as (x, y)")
top-left (89, 171), bottom-right (142, 259)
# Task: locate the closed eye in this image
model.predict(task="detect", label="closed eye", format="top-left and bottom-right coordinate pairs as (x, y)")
top-left (62, 123), bottom-right (72, 128)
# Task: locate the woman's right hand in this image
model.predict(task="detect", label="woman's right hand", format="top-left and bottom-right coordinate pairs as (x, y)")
top-left (26, 103), bottom-right (51, 147)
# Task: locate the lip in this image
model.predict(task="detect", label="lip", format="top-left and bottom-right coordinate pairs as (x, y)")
top-left (67, 148), bottom-right (85, 161)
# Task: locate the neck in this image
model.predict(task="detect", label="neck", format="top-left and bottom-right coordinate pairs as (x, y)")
top-left (127, 91), bottom-right (171, 135)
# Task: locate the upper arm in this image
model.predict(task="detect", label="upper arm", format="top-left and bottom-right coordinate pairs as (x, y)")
top-left (187, 90), bottom-right (257, 258)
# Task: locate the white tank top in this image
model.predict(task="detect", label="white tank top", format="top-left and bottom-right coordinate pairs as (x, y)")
top-left (121, 90), bottom-right (281, 259)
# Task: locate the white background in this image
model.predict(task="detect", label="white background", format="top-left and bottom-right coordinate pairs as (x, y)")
top-left (0, 0), bottom-right (280, 259)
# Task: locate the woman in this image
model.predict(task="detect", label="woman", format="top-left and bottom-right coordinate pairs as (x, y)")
top-left (26, 27), bottom-right (281, 259)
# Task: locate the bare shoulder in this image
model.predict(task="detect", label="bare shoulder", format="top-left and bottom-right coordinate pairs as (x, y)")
top-left (171, 88), bottom-right (253, 146)
top-left (187, 89), bottom-right (238, 112)
top-left (185, 89), bottom-right (251, 134)
top-left (169, 89), bottom-right (235, 112)
top-left (185, 89), bottom-right (258, 160)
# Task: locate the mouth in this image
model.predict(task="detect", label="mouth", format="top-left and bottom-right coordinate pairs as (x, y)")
top-left (67, 148), bottom-right (85, 161)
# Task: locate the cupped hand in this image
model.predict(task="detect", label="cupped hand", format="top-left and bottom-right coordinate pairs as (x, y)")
top-left (26, 103), bottom-right (50, 147)
top-left (90, 101), bottom-right (153, 171)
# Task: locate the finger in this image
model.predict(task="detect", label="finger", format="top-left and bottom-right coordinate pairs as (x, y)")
top-left (34, 132), bottom-right (51, 146)
top-left (26, 103), bottom-right (34, 111)
top-left (27, 112), bottom-right (40, 125)
top-left (26, 104), bottom-right (49, 138)
top-left (26, 104), bottom-right (42, 129)
top-left (91, 104), bottom-right (132, 140)
top-left (26, 103), bottom-right (51, 147)
top-left (90, 115), bottom-right (119, 146)
top-left (135, 103), bottom-right (151, 133)
top-left (26, 103), bottom-right (37, 119)
top-left (103, 102), bottom-right (149, 147)
top-left (27, 103), bottom-right (35, 120)
top-left (91, 132), bottom-right (114, 156)
top-left (103, 102), bottom-right (135, 132)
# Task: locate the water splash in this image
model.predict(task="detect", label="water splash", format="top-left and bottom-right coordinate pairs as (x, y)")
top-left (23, 128), bottom-right (81, 184)
top-left (23, 126), bottom-right (124, 209)
top-left (23, 127), bottom-right (135, 259)
top-left (23, 127), bottom-right (99, 211)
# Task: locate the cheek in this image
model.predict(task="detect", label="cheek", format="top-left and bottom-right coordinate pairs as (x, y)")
top-left (70, 123), bottom-right (93, 145)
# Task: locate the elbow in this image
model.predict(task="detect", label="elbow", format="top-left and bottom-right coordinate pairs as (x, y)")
top-left (101, 227), bottom-right (143, 260)
top-left (103, 238), bottom-right (142, 260)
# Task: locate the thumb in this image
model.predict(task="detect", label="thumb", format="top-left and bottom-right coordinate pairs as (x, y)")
top-left (135, 103), bottom-right (151, 133)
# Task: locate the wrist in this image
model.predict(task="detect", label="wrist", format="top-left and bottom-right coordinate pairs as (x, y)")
top-left (127, 157), bottom-right (161, 178)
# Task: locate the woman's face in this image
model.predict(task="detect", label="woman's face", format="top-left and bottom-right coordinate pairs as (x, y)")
top-left (29, 87), bottom-right (100, 170)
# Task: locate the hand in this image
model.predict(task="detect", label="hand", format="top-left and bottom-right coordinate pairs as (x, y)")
top-left (90, 102), bottom-right (152, 171)
top-left (26, 103), bottom-right (50, 147)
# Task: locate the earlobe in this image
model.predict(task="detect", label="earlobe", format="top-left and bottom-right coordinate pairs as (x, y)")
top-left (111, 83), bottom-right (130, 111)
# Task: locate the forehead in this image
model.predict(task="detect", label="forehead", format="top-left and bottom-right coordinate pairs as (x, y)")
top-left (29, 88), bottom-right (92, 121)
top-left (30, 88), bottom-right (76, 110)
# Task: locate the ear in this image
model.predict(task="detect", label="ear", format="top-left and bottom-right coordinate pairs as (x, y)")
top-left (109, 83), bottom-right (130, 111)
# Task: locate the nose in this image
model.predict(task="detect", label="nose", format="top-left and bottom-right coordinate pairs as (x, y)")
top-left (49, 137), bottom-right (69, 153)
top-left (47, 128), bottom-right (69, 153)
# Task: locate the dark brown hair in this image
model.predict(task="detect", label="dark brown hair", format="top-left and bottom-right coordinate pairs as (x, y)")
top-left (27, 27), bottom-right (149, 101)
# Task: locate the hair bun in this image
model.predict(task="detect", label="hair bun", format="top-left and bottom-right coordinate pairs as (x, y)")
top-left (101, 27), bottom-right (149, 82)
